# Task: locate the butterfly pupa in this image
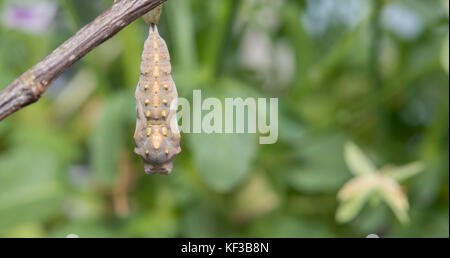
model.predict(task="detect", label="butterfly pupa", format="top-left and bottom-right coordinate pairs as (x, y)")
top-left (134, 7), bottom-right (181, 175)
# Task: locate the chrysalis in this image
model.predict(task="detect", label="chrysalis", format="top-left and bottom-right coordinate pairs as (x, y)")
top-left (134, 7), bottom-right (181, 175)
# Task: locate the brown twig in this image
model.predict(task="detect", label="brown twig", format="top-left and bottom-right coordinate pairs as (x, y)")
top-left (0, 0), bottom-right (166, 121)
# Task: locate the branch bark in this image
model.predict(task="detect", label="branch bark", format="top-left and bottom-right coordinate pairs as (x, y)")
top-left (0, 0), bottom-right (166, 121)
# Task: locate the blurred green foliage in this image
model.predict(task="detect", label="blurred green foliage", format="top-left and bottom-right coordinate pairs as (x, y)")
top-left (0, 0), bottom-right (448, 237)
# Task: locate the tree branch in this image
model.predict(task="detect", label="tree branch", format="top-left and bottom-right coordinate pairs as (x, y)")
top-left (0, 0), bottom-right (166, 121)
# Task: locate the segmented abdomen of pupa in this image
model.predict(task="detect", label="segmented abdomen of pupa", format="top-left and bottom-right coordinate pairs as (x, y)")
top-left (134, 24), bottom-right (181, 175)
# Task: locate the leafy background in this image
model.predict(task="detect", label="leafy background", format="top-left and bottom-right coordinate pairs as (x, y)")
top-left (0, 0), bottom-right (448, 237)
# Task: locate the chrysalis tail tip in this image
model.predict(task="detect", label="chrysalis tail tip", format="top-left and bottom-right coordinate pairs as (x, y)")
top-left (144, 162), bottom-right (173, 175)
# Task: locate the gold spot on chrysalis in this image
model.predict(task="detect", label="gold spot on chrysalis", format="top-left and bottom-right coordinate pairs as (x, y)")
top-left (145, 99), bottom-right (150, 105)
top-left (163, 84), bottom-right (168, 90)
top-left (165, 148), bottom-right (169, 155)
top-left (144, 84), bottom-right (149, 90)
top-left (161, 110), bottom-right (166, 118)
top-left (145, 149), bottom-right (150, 155)
top-left (146, 110), bottom-right (151, 118)
top-left (163, 99), bottom-right (167, 105)
top-left (152, 134), bottom-right (162, 149)
top-left (162, 127), bottom-right (167, 136)
top-left (146, 128), bottom-right (151, 136)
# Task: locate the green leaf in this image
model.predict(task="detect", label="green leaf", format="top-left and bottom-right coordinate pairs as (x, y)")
top-left (287, 134), bottom-right (350, 193)
top-left (0, 148), bottom-right (65, 233)
top-left (278, 109), bottom-right (305, 144)
top-left (288, 166), bottom-right (349, 194)
top-left (187, 79), bottom-right (258, 192)
top-left (180, 204), bottom-right (222, 237)
top-left (120, 22), bottom-right (143, 88)
top-left (281, 2), bottom-right (314, 90)
top-left (125, 209), bottom-right (178, 238)
top-left (189, 132), bottom-right (257, 193)
top-left (166, 0), bottom-right (198, 71)
top-left (232, 173), bottom-right (279, 222)
top-left (90, 93), bottom-right (134, 186)
top-left (9, 120), bottom-right (80, 165)
top-left (249, 215), bottom-right (335, 238)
